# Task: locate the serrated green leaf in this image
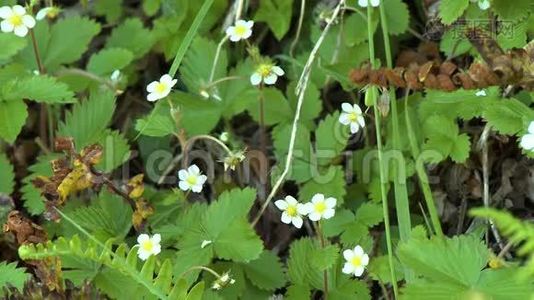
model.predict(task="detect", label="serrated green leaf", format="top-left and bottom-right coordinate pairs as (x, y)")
top-left (241, 251), bottom-right (286, 290)
top-left (286, 284), bottom-right (311, 300)
top-left (0, 153), bottom-right (14, 195)
top-left (171, 91), bottom-right (222, 136)
top-left (322, 209), bottom-right (355, 238)
top-left (143, 0), bottom-right (161, 16)
top-left (420, 89), bottom-right (499, 121)
top-left (450, 133), bottom-right (471, 163)
top-left (87, 48), bottom-right (134, 76)
top-left (492, 0), bottom-right (533, 20)
top-left (245, 88), bottom-right (292, 125)
top-left (5, 75), bottom-right (75, 103)
top-left (484, 98), bottom-right (534, 135)
top-left (106, 18), bottom-right (154, 59)
top-left (135, 101), bottom-right (177, 137)
top-left (286, 81), bottom-right (322, 128)
top-left (422, 115), bottom-right (471, 163)
top-left (203, 188), bottom-right (256, 237)
top-left (44, 17), bottom-right (101, 70)
top-left (439, 0), bottom-right (470, 25)
top-left (57, 89), bottom-right (116, 149)
top-left (0, 33), bottom-right (27, 61)
top-left (310, 244), bottom-right (339, 271)
top-left (214, 220), bottom-right (263, 262)
top-left (287, 238), bottom-right (323, 288)
top-left (299, 166), bottom-right (346, 205)
top-left (0, 100), bottom-right (27, 143)
top-left (94, 0), bottom-right (123, 23)
top-left (254, 0), bottom-right (294, 40)
top-left (384, 0), bottom-right (410, 35)
top-left (355, 202), bottom-right (383, 227)
top-left (0, 262), bottom-right (30, 292)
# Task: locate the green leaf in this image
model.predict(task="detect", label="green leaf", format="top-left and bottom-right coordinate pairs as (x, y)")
top-left (0, 153), bottom-right (14, 195)
top-left (0, 33), bottom-right (27, 61)
top-left (355, 202), bottom-right (383, 227)
top-left (383, 0), bottom-right (410, 35)
top-left (87, 48), bottom-right (134, 76)
top-left (106, 18), bottom-right (154, 59)
top-left (214, 220), bottom-right (263, 262)
top-left (0, 100), bottom-right (27, 143)
top-left (491, 0), bottom-right (533, 20)
top-left (254, 0), bottom-right (294, 40)
top-left (5, 75), bottom-right (75, 103)
top-left (483, 98), bottom-right (534, 135)
top-left (286, 284), bottom-right (311, 300)
top-left (245, 88), bottom-right (292, 125)
top-left (299, 166), bottom-right (346, 205)
top-left (135, 101), bottom-right (177, 137)
top-left (93, 0), bottom-right (123, 23)
top-left (143, 0), bottom-right (161, 16)
top-left (21, 154), bottom-right (59, 215)
top-left (203, 188), bottom-right (256, 237)
top-left (368, 255), bottom-right (405, 284)
top-left (287, 238), bottom-right (323, 288)
top-left (57, 89), bottom-right (116, 149)
top-left (181, 36), bottom-right (227, 93)
top-left (315, 112), bottom-right (349, 166)
top-left (286, 81), bottom-right (322, 128)
top-left (171, 91), bottom-right (222, 136)
top-left (0, 262), bottom-right (30, 292)
top-left (272, 123), bottom-right (313, 183)
top-left (439, 0), bottom-right (470, 25)
top-left (450, 133), bottom-right (471, 163)
top-left (422, 115), bottom-right (471, 163)
top-left (96, 130), bottom-right (131, 172)
top-left (240, 250), bottom-right (286, 290)
top-left (44, 17), bottom-right (101, 70)
top-left (310, 244), bottom-right (339, 271)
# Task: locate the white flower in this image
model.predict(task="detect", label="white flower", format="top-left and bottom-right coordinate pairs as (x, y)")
top-left (146, 74), bottom-right (177, 102)
top-left (274, 195), bottom-right (308, 228)
top-left (520, 121), bottom-right (534, 152)
top-left (226, 20), bottom-right (253, 42)
top-left (304, 194), bottom-right (336, 221)
top-left (136, 233), bottom-right (161, 261)
top-left (342, 245), bottom-right (370, 277)
top-left (471, 0), bottom-right (490, 10)
top-left (475, 89), bottom-right (487, 97)
top-left (35, 6), bottom-right (60, 20)
top-left (178, 164), bottom-right (208, 193)
top-left (250, 64), bottom-right (284, 86)
top-left (358, 0), bottom-right (380, 7)
top-left (200, 240), bottom-right (212, 248)
top-left (0, 5), bottom-right (36, 37)
top-left (110, 70), bottom-right (121, 82)
top-left (212, 272), bottom-right (235, 290)
top-left (339, 102), bottom-right (365, 134)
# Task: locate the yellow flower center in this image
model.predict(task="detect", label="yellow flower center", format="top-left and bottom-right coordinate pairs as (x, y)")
top-left (348, 112), bottom-right (359, 122)
top-left (314, 201), bottom-right (326, 214)
top-left (257, 64), bottom-right (272, 77)
top-left (186, 175), bottom-right (197, 185)
top-left (234, 25), bottom-right (247, 36)
top-left (351, 256), bottom-right (362, 267)
top-left (141, 240), bottom-right (154, 251)
top-left (286, 205), bottom-right (297, 217)
top-left (155, 82), bottom-right (167, 93)
top-left (9, 14), bottom-right (23, 26)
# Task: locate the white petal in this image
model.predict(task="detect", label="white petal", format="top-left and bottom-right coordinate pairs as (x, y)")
top-left (242, 29), bottom-right (252, 39)
top-left (225, 26), bottom-right (235, 37)
top-left (343, 249), bottom-right (355, 261)
top-left (370, 0), bottom-right (381, 7)
top-left (152, 244), bottom-right (161, 255)
top-left (229, 33), bottom-right (241, 42)
top-left (353, 266), bottom-right (365, 277)
top-left (272, 66), bottom-right (285, 76)
top-left (137, 234), bottom-right (149, 244)
top-left (478, 0), bottom-right (490, 10)
top-left (245, 20), bottom-right (254, 28)
top-left (0, 6), bottom-right (12, 19)
top-left (169, 79), bottom-right (178, 88)
top-left (292, 216), bottom-right (303, 228)
top-left (322, 208), bottom-right (335, 219)
top-left (178, 169), bottom-right (188, 180)
top-left (350, 122), bottom-right (360, 134)
top-left (339, 113), bottom-right (351, 125)
top-left (197, 174), bottom-right (207, 185)
top-left (325, 197), bottom-right (337, 208)
top-left (303, 202), bottom-right (314, 214)
top-left (0, 20), bottom-right (13, 33)
top-left (361, 253), bottom-right (369, 266)
top-left (357, 116), bottom-right (366, 128)
top-left (146, 81), bottom-right (158, 93)
top-left (250, 73), bottom-right (262, 85)
top-left (308, 212), bottom-right (321, 221)
top-left (528, 121), bottom-right (534, 134)
top-left (475, 90), bottom-right (487, 97)
top-left (342, 262), bottom-right (355, 274)
top-left (12, 5), bottom-right (25, 15)
top-left (188, 164), bottom-right (200, 174)
top-left (520, 134), bottom-right (534, 151)
top-left (178, 180), bottom-right (191, 191)
top-left (285, 195), bottom-right (298, 205)
top-left (341, 102), bottom-right (353, 113)
top-left (36, 8), bottom-right (50, 20)
top-left (353, 245), bottom-right (364, 256)
top-left (152, 234), bottom-right (161, 244)
top-left (281, 212), bottom-right (292, 224)
top-left (191, 184), bottom-right (203, 193)
top-left (138, 249), bottom-right (151, 260)
top-left (358, 0), bottom-right (368, 7)
top-left (22, 15), bottom-right (35, 28)
top-left (160, 74), bottom-right (173, 84)
top-left (263, 73), bottom-right (277, 85)
top-left (353, 104), bottom-right (362, 114)
top-left (13, 25), bottom-right (28, 37)
top-left (235, 20), bottom-right (247, 27)
top-left (311, 193), bottom-right (324, 204)
top-left (296, 203), bottom-right (308, 215)
top-left (147, 92), bottom-right (160, 102)
top-left (274, 200), bottom-right (288, 210)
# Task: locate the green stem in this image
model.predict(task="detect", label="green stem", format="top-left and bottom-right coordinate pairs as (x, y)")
top-left (378, 1), bottom-right (413, 282)
top-left (366, 5), bottom-right (398, 298)
top-left (317, 222), bottom-right (329, 299)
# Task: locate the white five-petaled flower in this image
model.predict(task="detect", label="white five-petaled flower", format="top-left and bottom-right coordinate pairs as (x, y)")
top-left (146, 74), bottom-right (177, 102)
top-left (274, 195), bottom-right (308, 228)
top-left (342, 245), bottom-right (370, 277)
top-left (0, 5), bottom-right (35, 37)
top-left (35, 6), bottom-right (60, 20)
top-left (358, 0), bottom-right (380, 7)
top-left (250, 63), bottom-right (285, 86)
top-left (475, 89), bottom-right (487, 97)
top-left (471, 0), bottom-right (490, 10)
top-left (520, 121), bottom-right (534, 152)
top-left (339, 102), bottom-right (365, 134)
top-left (304, 193), bottom-right (336, 221)
top-left (212, 272), bottom-right (236, 290)
top-left (178, 164), bottom-right (208, 193)
top-left (226, 20), bottom-right (254, 42)
top-left (136, 233), bottom-right (161, 261)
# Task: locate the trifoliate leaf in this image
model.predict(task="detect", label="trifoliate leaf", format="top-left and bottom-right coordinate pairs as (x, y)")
top-left (0, 262), bottom-right (30, 292)
top-left (383, 0), bottom-right (410, 35)
top-left (254, 0), bottom-right (294, 40)
top-left (315, 112), bottom-right (349, 166)
top-left (439, 0), bottom-right (470, 25)
top-left (5, 75), bottom-right (75, 103)
top-left (0, 153), bottom-right (14, 195)
top-left (106, 18), bottom-right (154, 59)
top-left (0, 33), bottom-right (27, 61)
top-left (44, 17), bottom-right (101, 70)
top-left (87, 48), bottom-right (134, 76)
top-left (0, 100), bottom-right (27, 144)
top-left (241, 251), bottom-right (286, 291)
top-left (422, 115), bottom-right (471, 163)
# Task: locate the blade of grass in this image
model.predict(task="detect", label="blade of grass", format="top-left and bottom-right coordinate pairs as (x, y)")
top-left (366, 5), bottom-right (398, 298)
top-left (378, 1), bottom-right (413, 282)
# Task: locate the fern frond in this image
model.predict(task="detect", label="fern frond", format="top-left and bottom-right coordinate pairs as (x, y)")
top-left (470, 208), bottom-right (534, 278)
